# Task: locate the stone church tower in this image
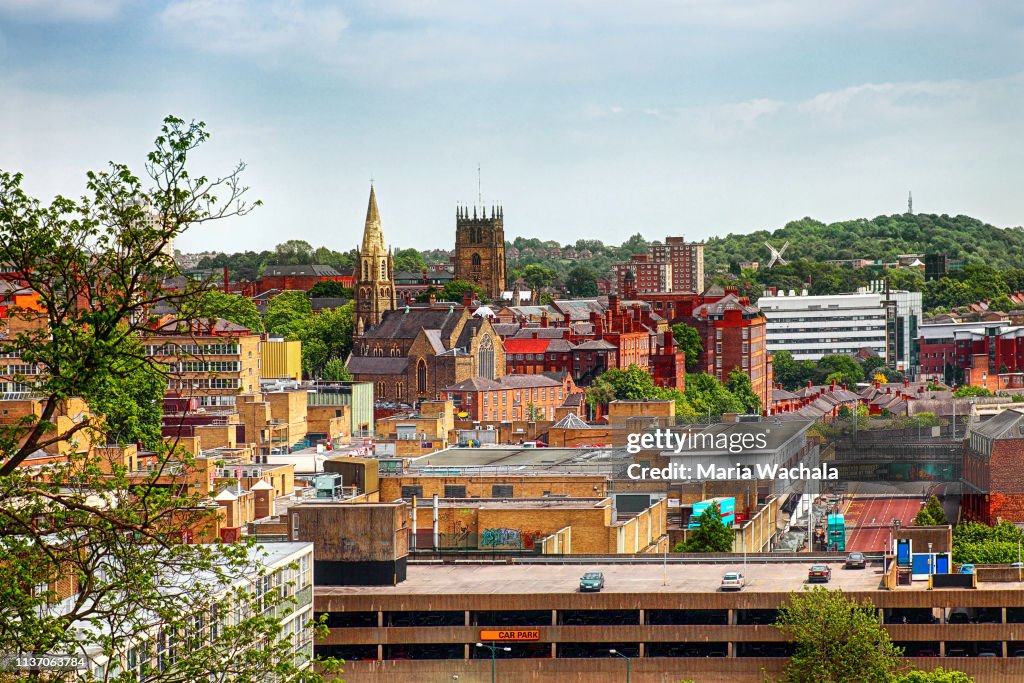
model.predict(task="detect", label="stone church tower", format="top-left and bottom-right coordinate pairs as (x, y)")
top-left (354, 185), bottom-right (396, 335)
top-left (454, 205), bottom-right (506, 300)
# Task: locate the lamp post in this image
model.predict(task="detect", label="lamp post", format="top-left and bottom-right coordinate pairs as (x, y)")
top-left (476, 642), bottom-right (510, 683)
top-left (609, 649), bottom-right (631, 683)
top-left (928, 542), bottom-right (933, 578)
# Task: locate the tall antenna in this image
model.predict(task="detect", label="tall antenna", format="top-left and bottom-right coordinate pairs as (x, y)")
top-left (907, 190), bottom-right (913, 215)
top-left (477, 163), bottom-right (482, 205)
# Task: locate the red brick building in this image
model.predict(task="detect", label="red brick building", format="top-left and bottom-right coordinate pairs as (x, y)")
top-left (613, 236), bottom-right (705, 295)
top-left (963, 408), bottom-right (1024, 524)
top-left (690, 292), bottom-right (771, 410)
top-left (919, 322), bottom-right (1024, 390)
top-left (442, 373), bottom-right (581, 422)
top-left (615, 254), bottom-right (672, 294)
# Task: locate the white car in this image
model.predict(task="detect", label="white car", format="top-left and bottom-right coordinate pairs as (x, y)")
top-left (720, 572), bottom-right (745, 591)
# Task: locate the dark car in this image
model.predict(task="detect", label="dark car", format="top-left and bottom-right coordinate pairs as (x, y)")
top-left (808, 564), bottom-right (832, 583)
top-left (579, 571), bottom-right (605, 592)
top-left (844, 552), bottom-right (867, 569)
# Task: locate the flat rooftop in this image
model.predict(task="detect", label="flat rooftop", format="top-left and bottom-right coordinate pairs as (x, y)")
top-left (317, 562), bottom-right (888, 596)
top-left (407, 447), bottom-right (628, 472)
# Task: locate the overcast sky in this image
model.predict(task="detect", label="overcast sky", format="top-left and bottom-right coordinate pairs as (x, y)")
top-left (2, 1), bottom-right (1023, 255)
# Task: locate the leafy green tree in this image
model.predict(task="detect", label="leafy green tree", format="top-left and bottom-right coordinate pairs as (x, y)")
top-left (894, 668), bottom-right (973, 683)
top-left (565, 265), bottom-right (600, 297)
top-left (773, 350), bottom-right (817, 390)
top-left (592, 365), bottom-right (656, 400)
top-left (914, 508), bottom-right (935, 526)
top-left (197, 289), bottom-right (264, 333)
top-left (685, 373), bottom-right (744, 417)
top-left (293, 303), bottom-right (355, 379)
top-left (953, 521), bottom-right (1024, 564)
top-left (0, 117), bottom-right (331, 681)
top-left (671, 323), bottom-right (704, 371)
top-left (776, 587), bottom-right (902, 683)
top-left (522, 264), bottom-right (556, 291)
top-left (307, 280), bottom-right (353, 299)
top-left (272, 239), bottom-right (314, 264)
top-left (952, 385), bottom-right (993, 397)
top-left (726, 368), bottom-right (762, 414)
top-left (83, 334), bottom-right (165, 449)
top-left (925, 495), bottom-right (947, 525)
top-left (321, 357), bottom-right (352, 382)
top-left (861, 354), bottom-right (887, 375)
top-left (393, 247), bottom-right (426, 273)
top-left (675, 503), bottom-right (733, 552)
top-left (817, 355), bottom-right (865, 386)
top-left (416, 280), bottom-right (486, 304)
top-left (265, 291), bottom-right (313, 337)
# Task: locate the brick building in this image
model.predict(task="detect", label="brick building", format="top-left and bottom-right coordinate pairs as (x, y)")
top-left (442, 373), bottom-right (581, 422)
top-left (454, 204), bottom-right (506, 299)
top-left (259, 264), bottom-right (352, 292)
top-left (963, 408), bottom-right (1024, 524)
top-left (614, 236), bottom-right (705, 295)
top-left (615, 254), bottom-right (673, 294)
top-left (141, 317), bottom-right (262, 409)
top-left (690, 292), bottom-right (771, 410)
top-left (347, 304), bottom-right (505, 406)
top-left (920, 322), bottom-right (1024, 390)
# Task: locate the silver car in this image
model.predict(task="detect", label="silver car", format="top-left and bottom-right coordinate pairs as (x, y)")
top-left (720, 571), bottom-right (745, 591)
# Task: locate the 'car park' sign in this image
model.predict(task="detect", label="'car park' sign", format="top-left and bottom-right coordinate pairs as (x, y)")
top-left (479, 630), bottom-right (540, 641)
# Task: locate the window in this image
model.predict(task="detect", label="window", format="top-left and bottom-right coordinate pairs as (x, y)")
top-left (400, 485), bottom-right (424, 498)
top-left (416, 359), bottom-right (427, 393)
top-left (491, 484), bottom-right (514, 498)
top-left (444, 485), bottom-right (467, 498)
top-left (477, 334), bottom-right (495, 379)
top-left (291, 513), bottom-right (299, 540)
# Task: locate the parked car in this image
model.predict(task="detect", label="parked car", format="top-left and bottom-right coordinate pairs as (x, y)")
top-left (947, 609), bottom-right (971, 624)
top-left (844, 552), bottom-right (867, 569)
top-left (959, 564), bottom-right (976, 575)
top-left (720, 572), bottom-right (745, 591)
top-left (808, 564), bottom-right (832, 583)
top-left (579, 571), bottom-right (605, 592)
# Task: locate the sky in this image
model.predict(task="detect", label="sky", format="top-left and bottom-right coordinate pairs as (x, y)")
top-left (1, 1), bottom-right (1023, 256)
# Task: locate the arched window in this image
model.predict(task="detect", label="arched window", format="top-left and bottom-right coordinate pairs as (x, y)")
top-left (380, 260), bottom-right (387, 279)
top-left (377, 381), bottom-right (387, 398)
top-left (416, 359), bottom-right (427, 393)
top-left (363, 261), bottom-right (369, 280)
top-left (471, 253), bottom-right (482, 270)
top-left (477, 334), bottom-right (495, 379)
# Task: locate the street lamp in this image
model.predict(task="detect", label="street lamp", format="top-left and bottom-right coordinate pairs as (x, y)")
top-left (928, 542), bottom-right (933, 578)
top-left (609, 649), bottom-right (631, 683)
top-left (476, 642), bottom-right (510, 683)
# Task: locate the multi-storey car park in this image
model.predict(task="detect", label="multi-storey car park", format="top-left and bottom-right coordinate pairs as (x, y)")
top-left (314, 560), bottom-right (1024, 682)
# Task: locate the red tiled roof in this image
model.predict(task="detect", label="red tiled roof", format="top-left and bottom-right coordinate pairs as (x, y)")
top-left (503, 338), bottom-right (551, 354)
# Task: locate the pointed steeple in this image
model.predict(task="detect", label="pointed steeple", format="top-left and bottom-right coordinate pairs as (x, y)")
top-left (361, 184), bottom-right (386, 254)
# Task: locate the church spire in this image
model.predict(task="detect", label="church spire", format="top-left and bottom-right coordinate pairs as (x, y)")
top-left (362, 184), bottom-right (386, 254)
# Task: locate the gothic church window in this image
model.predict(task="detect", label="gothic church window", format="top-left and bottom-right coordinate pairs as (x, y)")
top-left (477, 334), bottom-right (495, 380)
top-left (417, 360), bottom-right (427, 393)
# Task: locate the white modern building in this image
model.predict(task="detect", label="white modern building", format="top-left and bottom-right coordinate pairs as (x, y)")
top-left (758, 286), bottom-right (922, 372)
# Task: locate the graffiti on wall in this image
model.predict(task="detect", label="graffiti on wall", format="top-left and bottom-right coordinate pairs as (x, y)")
top-left (480, 527), bottom-right (542, 549)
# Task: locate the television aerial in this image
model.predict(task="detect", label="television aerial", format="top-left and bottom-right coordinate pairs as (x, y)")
top-left (764, 241), bottom-right (790, 268)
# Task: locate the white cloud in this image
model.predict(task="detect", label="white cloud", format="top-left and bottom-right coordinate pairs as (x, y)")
top-left (0, 0), bottom-right (124, 21)
top-left (159, 0), bottom-right (348, 57)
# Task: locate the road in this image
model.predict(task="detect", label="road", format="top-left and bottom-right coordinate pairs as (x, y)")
top-left (843, 496), bottom-right (923, 552)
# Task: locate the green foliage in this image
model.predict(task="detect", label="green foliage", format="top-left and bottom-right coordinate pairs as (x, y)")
top-left (83, 334), bottom-right (165, 449)
top-left (817, 355), bottom-right (865, 386)
top-left (773, 350), bottom-right (818, 390)
top-left (861, 355), bottom-right (887, 374)
top-left (521, 264), bottom-right (557, 291)
top-left (0, 116), bottom-right (330, 681)
top-left (685, 372), bottom-right (744, 416)
top-left (292, 304), bottom-right (355, 379)
top-left (265, 291), bottom-right (313, 337)
top-left (416, 280), bottom-right (485, 303)
top-left (953, 521), bottom-right (1024, 564)
top-left (952, 385), bottom-right (993, 397)
top-left (307, 280), bottom-right (353, 299)
top-left (321, 357), bottom-right (352, 382)
top-left (198, 290), bottom-right (264, 333)
top-left (565, 265), bottom-right (600, 297)
top-left (895, 670), bottom-right (973, 683)
top-left (671, 322), bottom-right (704, 372)
top-left (393, 247), bottom-right (426, 273)
top-left (776, 587), bottom-right (902, 683)
top-left (925, 496), bottom-right (947, 525)
top-left (726, 367), bottom-right (761, 414)
top-left (675, 503), bottom-right (733, 553)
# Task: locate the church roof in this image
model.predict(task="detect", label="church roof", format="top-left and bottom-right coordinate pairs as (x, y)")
top-left (346, 356), bottom-right (409, 375)
top-left (362, 306), bottom-right (463, 341)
